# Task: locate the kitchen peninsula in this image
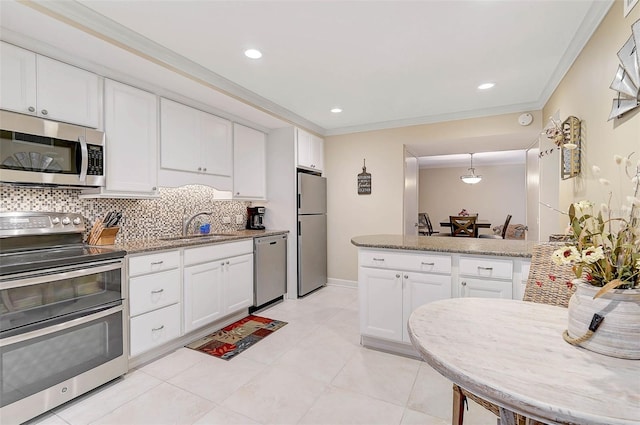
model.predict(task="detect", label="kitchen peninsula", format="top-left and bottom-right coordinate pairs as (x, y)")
top-left (351, 234), bottom-right (535, 356)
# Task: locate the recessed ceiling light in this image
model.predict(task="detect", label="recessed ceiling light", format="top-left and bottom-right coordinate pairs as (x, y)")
top-left (478, 82), bottom-right (495, 90)
top-left (331, 108), bottom-right (342, 113)
top-left (244, 49), bottom-right (262, 59)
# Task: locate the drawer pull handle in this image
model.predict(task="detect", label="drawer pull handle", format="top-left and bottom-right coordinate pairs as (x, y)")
top-left (151, 289), bottom-right (164, 294)
top-left (421, 262), bottom-right (435, 266)
top-left (150, 261), bottom-right (164, 265)
top-left (152, 325), bottom-right (165, 332)
top-left (478, 266), bottom-right (493, 270)
top-left (372, 258), bottom-right (385, 261)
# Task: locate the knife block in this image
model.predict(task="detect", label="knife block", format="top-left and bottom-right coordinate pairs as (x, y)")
top-left (95, 227), bottom-right (120, 245)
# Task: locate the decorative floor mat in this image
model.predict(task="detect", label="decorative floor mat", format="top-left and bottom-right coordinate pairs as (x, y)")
top-left (185, 315), bottom-right (287, 360)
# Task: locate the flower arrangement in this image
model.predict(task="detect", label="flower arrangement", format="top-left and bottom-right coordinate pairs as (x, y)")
top-left (544, 117), bottom-right (565, 147)
top-left (552, 153), bottom-right (640, 295)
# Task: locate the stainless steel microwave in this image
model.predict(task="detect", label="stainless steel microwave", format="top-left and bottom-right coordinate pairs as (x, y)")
top-left (0, 110), bottom-right (105, 187)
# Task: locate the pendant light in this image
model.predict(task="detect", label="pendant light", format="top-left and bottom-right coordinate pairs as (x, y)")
top-left (460, 153), bottom-right (482, 184)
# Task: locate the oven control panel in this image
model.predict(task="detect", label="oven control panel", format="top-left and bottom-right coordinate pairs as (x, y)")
top-left (0, 212), bottom-right (85, 236)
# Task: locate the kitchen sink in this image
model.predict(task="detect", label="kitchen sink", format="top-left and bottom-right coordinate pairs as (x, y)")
top-left (159, 234), bottom-right (233, 242)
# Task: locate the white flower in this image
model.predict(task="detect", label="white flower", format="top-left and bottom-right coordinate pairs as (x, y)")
top-left (599, 178), bottom-right (611, 186)
top-left (627, 196), bottom-right (640, 206)
top-left (552, 246), bottom-right (580, 265)
top-left (573, 200), bottom-right (592, 213)
top-left (592, 165), bottom-right (601, 176)
top-left (614, 155), bottom-right (624, 165)
top-left (636, 258), bottom-right (640, 270)
top-left (582, 246), bottom-right (605, 264)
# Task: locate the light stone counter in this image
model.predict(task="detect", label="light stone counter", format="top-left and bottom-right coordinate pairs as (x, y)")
top-left (105, 229), bottom-right (289, 254)
top-left (408, 298), bottom-right (640, 425)
top-left (351, 234), bottom-right (535, 258)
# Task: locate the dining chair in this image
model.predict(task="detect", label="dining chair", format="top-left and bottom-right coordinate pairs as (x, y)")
top-left (452, 243), bottom-right (578, 425)
top-left (479, 214), bottom-right (512, 239)
top-left (449, 215), bottom-right (477, 237)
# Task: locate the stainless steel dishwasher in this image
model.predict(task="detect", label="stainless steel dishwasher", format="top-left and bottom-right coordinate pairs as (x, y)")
top-left (253, 233), bottom-right (288, 309)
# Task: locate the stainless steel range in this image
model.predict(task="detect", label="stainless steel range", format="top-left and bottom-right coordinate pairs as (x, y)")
top-left (0, 211), bottom-right (128, 424)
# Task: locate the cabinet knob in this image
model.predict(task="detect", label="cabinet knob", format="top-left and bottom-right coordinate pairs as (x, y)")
top-left (396, 273), bottom-right (401, 278)
top-left (203, 168), bottom-right (207, 172)
top-left (226, 261), bottom-right (230, 265)
top-left (221, 262), bottom-right (225, 266)
top-left (198, 167), bottom-right (202, 171)
top-left (236, 192), bottom-right (240, 195)
top-left (152, 187), bottom-right (157, 191)
top-left (41, 109), bottom-right (48, 115)
top-left (461, 281), bottom-right (467, 286)
top-left (28, 106), bottom-right (35, 112)
top-left (404, 274), bottom-right (408, 279)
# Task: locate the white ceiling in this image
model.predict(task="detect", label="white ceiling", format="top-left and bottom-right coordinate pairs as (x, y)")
top-left (0, 0), bottom-right (613, 137)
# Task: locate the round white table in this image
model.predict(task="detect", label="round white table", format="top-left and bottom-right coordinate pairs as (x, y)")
top-left (407, 298), bottom-right (640, 425)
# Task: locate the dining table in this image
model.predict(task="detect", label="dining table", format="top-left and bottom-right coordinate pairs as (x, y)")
top-left (407, 298), bottom-right (640, 425)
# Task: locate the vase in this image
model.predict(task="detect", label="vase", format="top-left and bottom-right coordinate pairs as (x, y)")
top-left (566, 280), bottom-right (640, 359)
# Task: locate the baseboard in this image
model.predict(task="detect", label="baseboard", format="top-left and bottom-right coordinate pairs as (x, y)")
top-left (327, 278), bottom-right (357, 288)
top-left (361, 335), bottom-right (422, 359)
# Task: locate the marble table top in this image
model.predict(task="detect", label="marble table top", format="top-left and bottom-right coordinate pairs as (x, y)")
top-left (407, 298), bottom-right (640, 425)
top-left (351, 234), bottom-right (536, 257)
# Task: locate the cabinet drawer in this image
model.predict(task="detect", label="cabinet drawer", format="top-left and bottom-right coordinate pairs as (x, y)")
top-left (359, 250), bottom-right (451, 274)
top-left (130, 303), bottom-right (181, 357)
top-left (459, 277), bottom-right (513, 299)
top-left (129, 269), bottom-right (181, 316)
top-left (129, 250), bottom-right (180, 277)
top-left (184, 240), bottom-right (252, 266)
top-left (459, 256), bottom-right (513, 280)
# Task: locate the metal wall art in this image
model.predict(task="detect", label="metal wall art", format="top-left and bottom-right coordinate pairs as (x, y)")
top-left (561, 116), bottom-right (581, 179)
top-left (357, 159), bottom-right (371, 195)
top-left (608, 19), bottom-right (640, 120)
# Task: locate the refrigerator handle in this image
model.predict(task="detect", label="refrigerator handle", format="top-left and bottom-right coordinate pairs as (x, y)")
top-left (298, 221), bottom-right (301, 236)
top-left (297, 193), bottom-right (301, 209)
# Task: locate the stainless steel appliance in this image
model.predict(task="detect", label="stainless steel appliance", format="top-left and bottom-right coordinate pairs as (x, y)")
top-left (247, 206), bottom-right (265, 230)
top-left (0, 211), bottom-right (127, 424)
top-left (297, 171), bottom-right (327, 297)
top-left (253, 234), bottom-right (287, 310)
top-left (0, 110), bottom-right (105, 187)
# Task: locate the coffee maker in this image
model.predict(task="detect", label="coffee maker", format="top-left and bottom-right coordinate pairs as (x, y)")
top-left (247, 206), bottom-right (266, 230)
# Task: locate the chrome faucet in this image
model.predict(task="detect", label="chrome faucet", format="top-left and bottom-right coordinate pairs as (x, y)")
top-left (182, 210), bottom-right (213, 236)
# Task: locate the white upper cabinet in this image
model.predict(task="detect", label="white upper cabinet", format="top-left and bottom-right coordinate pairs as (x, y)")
top-left (0, 42), bottom-right (100, 128)
top-left (233, 123), bottom-right (266, 200)
top-left (296, 128), bottom-right (324, 172)
top-left (159, 98), bottom-right (232, 190)
top-left (95, 79), bottom-right (158, 197)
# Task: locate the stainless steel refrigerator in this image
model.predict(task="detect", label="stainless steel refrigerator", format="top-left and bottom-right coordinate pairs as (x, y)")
top-left (297, 171), bottom-right (327, 297)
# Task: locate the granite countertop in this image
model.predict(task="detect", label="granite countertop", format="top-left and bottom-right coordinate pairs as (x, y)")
top-left (351, 234), bottom-right (535, 258)
top-left (109, 229), bottom-right (289, 255)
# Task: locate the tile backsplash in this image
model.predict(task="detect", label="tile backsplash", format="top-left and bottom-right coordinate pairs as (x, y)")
top-left (0, 185), bottom-right (253, 243)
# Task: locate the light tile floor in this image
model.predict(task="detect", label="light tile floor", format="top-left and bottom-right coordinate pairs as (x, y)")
top-left (27, 286), bottom-right (497, 425)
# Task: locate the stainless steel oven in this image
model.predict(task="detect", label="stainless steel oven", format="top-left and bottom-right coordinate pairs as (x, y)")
top-left (0, 212), bottom-right (127, 424)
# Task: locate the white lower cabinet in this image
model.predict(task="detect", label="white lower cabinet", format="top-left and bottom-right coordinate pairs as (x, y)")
top-left (358, 249), bottom-right (452, 344)
top-left (458, 256), bottom-right (513, 299)
top-left (130, 304), bottom-right (181, 357)
top-left (127, 249), bottom-right (182, 357)
top-left (183, 241), bottom-right (253, 333)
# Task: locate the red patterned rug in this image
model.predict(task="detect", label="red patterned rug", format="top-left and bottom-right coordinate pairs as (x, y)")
top-left (185, 315), bottom-right (287, 360)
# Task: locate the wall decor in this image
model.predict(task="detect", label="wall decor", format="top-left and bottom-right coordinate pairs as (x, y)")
top-left (608, 19), bottom-right (640, 120)
top-left (357, 159), bottom-right (371, 195)
top-left (561, 116), bottom-right (582, 179)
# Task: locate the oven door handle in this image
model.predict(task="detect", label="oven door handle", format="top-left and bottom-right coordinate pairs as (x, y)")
top-left (0, 260), bottom-right (123, 290)
top-left (0, 301), bottom-right (123, 346)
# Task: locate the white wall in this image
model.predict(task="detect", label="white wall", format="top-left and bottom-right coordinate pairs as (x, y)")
top-left (418, 164), bottom-right (526, 236)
